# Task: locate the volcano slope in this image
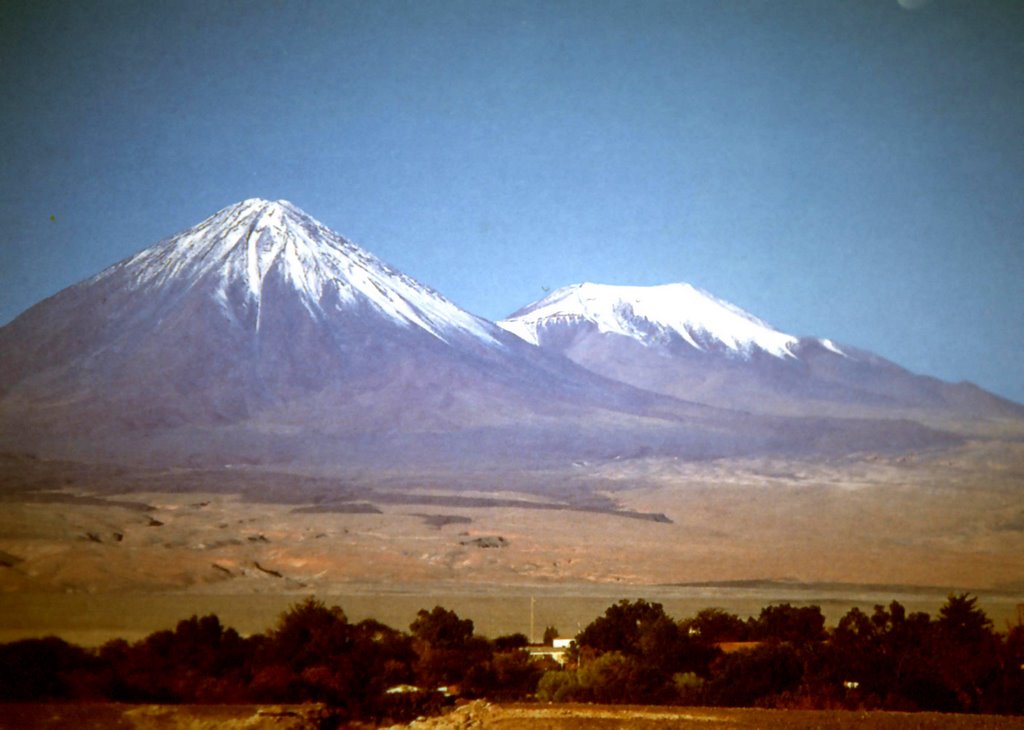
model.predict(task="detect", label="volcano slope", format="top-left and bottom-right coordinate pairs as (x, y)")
top-left (0, 199), bottom-right (963, 470)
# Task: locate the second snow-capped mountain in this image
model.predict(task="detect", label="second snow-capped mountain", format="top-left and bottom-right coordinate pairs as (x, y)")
top-left (499, 282), bottom-right (843, 359)
top-left (499, 283), bottom-right (1022, 419)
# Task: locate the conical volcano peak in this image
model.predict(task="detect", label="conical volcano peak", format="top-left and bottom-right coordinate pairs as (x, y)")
top-left (230, 197), bottom-right (306, 215)
top-left (86, 200), bottom-right (503, 346)
top-left (231, 197), bottom-right (285, 215)
top-left (229, 198), bottom-right (314, 232)
top-left (236, 197), bottom-right (293, 211)
top-left (200, 198), bottom-right (328, 255)
top-left (100, 198), bottom-right (329, 299)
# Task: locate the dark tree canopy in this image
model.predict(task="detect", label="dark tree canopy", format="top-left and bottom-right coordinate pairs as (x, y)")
top-left (705, 642), bottom-right (804, 707)
top-left (0, 592), bottom-right (1021, 718)
top-left (576, 599), bottom-right (671, 655)
top-left (681, 608), bottom-right (749, 643)
top-left (937, 593), bottom-right (994, 645)
top-left (410, 606), bottom-right (475, 649)
top-left (493, 633), bottom-right (529, 651)
top-left (750, 603), bottom-right (826, 644)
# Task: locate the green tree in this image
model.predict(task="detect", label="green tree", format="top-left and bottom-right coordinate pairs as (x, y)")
top-left (347, 619), bottom-right (416, 711)
top-left (575, 599), bottom-right (716, 703)
top-left (267, 597), bottom-right (352, 669)
top-left (0, 637), bottom-right (101, 701)
top-left (705, 642), bottom-right (804, 707)
top-left (462, 647), bottom-right (542, 700)
top-left (750, 603), bottom-right (826, 645)
top-left (981, 624), bottom-right (1024, 714)
top-left (493, 632), bottom-right (529, 651)
top-left (96, 613), bottom-right (257, 703)
top-left (257, 598), bottom-right (355, 706)
top-left (536, 669), bottom-right (582, 702)
top-left (936, 593), bottom-right (993, 645)
top-left (409, 606), bottom-right (490, 690)
top-left (577, 599), bottom-right (671, 655)
top-left (681, 608), bottom-right (749, 644)
top-left (930, 593), bottom-right (999, 712)
top-left (828, 605), bottom-right (877, 700)
top-left (410, 606), bottom-right (474, 648)
top-left (576, 651), bottom-right (636, 703)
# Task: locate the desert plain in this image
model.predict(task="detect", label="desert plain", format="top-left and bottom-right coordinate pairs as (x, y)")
top-left (2, 427), bottom-right (1023, 646)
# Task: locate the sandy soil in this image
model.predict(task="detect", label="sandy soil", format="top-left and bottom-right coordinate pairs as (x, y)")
top-left (4, 701), bottom-right (1023, 729)
top-left (1, 441), bottom-right (1022, 643)
top-left (389, 700), bottom-right (1024, 728)
top-left (392, 700), bottom-right (1024, 729)
top-left (0, 703), bottom-right (332, 730)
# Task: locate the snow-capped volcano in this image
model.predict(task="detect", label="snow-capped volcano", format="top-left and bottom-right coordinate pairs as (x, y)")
top-left (499, 282), bottom-right (840, 359)
top-left (0, 200), bottom-right (982, 470)
top-left (99, 198), bottom-right (500, 346)
top-left (0, 199), bottom-right (555, 432)
top-left (0, 198), bottom-right (552, 437)
top-left (500, 282), bottom-right (1022, 420)
top-left (0, 199), bottom-right (738, 467)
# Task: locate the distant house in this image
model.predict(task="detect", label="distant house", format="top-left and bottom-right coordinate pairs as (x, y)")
top-left (527, 638), bottom-right (574, 665)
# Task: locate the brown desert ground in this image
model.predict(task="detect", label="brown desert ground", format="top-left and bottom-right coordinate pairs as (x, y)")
top-left (5, 700), bottom-right (1024, 729)
top-left (1, 432), bottom-right (1023, 644)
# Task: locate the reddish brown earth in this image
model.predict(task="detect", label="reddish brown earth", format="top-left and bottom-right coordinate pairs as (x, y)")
top-left (0, 703), bottom-right (331, 729)
top-left (1, 439), bottom-right (1023, 646)
top-left (395, 700), bottom-right (1024, 729)
top-left (4, 701), bottom-right (1024, 729)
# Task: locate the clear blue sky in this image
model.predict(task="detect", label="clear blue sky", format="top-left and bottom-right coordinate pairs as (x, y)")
top-left (2, 0), bottom-right (1022, 403)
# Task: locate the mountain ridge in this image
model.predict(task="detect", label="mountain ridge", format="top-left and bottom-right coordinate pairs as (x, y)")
top-left (0, 199), bottom-right (1003, 472)
top-left (500, 282), bottom-right (1024, 420)
top-left (500, 281), bottom-right (813, 359)
top-left (0, 200), bottom-right (742, 467)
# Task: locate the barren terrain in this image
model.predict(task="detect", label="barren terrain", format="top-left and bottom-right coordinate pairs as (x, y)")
top-left (1, 435), bottom-right (1022, 644)
top-left (6, 700), bottom-right (1024, 729)
top-left (397, 700), bottom-right (1024, 729)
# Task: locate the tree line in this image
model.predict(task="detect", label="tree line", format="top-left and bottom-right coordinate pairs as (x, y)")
top-left (1, 594), bottom-right (1022, 724)
top-left (541, 594), bottom-right (1024, 714)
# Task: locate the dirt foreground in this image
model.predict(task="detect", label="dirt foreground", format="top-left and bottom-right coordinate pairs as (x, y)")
top-left (4, 701), bottom-right (1024, 729)
top-left (393, 701), bottom-right (1024, 729)
top-left (0, 703), bottom-right (331, 730)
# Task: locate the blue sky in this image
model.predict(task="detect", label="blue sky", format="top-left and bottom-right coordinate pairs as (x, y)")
top-left (2, 0), bottom-right (1022, 403)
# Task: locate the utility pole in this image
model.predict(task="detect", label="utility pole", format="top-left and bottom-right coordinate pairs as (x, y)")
top-left (530, 596), bottom-right (536, 644)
